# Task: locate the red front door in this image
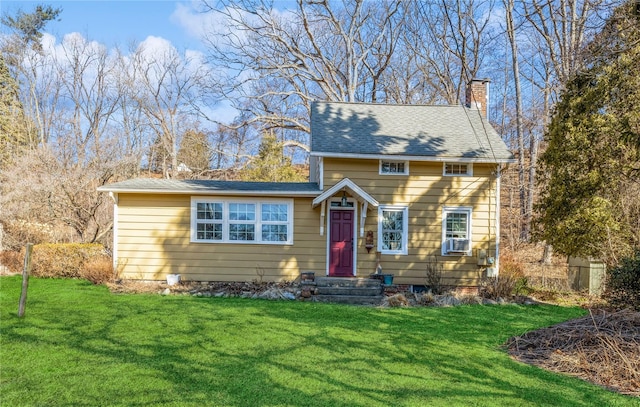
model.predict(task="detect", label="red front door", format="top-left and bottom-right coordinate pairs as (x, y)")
top-left (329, 210), bottom-right (354, 276)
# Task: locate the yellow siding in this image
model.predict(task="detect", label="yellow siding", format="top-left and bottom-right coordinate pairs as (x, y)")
top-left (323, 158), bottom-right (499, 286)
top-left (114, 158), bottom-right (499, 286)
top-left (116, 194), bottom-right (325, 281)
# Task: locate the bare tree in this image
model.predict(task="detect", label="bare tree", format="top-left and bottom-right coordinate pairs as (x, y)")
top-left (201, 0), bottom-right (405, 150)
top-left (504, 0), bottom-right (527, 240)
top-left (0, 145), bottom-right (137, 246)
top-left (129, 41), bottom-right (202, 178)
top-left (54, 34), bottom-right (121, 165)
top-left (403, 0), bottom-right (496, 105)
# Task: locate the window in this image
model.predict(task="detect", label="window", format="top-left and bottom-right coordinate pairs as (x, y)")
top-left (191, 198), bottom-right (293, 244)
top-left (229, 203), bottom-right (256, 241)
top-left (380, 160), bottom-right (409, 175)
top-left (261, 203), bottom-right (289, 242)
top-left (442, 207), bottom-right (472, 255)
top-left (444, 162), bottom-right (472, 176)
top-left (378, 206), bottom-right (408, 255)
top-left (195, 202), bottom-right (223, 241)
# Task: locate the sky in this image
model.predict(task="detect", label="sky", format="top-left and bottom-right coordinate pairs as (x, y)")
top-left (1, 0), bottom-right (242, 121)
top-left (0, 0), bottom-right (208, 51)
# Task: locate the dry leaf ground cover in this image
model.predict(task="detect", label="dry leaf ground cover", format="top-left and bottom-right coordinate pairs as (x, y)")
top-left (1, 276), bottom-right (638, 406)
top-left (507, 309), bottom-right (640, 397)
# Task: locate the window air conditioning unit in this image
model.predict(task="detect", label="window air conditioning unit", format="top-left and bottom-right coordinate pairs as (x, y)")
top-left (448, 238), bottom-right (470, 253)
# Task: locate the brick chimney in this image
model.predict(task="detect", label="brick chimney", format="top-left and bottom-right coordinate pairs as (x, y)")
top-left (465, 78), bottom-right (490, 118)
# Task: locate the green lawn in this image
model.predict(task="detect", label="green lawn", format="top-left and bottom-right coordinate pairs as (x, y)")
top-left (1, 277), bottom-right (637, 407)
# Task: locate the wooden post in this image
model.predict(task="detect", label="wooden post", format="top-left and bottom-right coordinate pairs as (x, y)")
top-left (18, 243), bottom-right (33, 318)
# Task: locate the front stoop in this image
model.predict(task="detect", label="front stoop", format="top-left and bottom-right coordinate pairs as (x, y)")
top-left (311, 277), bottom-right (384, 305)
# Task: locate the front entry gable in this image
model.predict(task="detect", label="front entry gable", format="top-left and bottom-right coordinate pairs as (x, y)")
top-left (312, 178), bottom-right (379, 209)
top-left (312, 178), bottom-right (378, 239)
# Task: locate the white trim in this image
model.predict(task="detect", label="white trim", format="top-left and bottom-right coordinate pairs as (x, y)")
top-left (98, 188), bottom-right (318, 196)
top-left (360, 201), bottom-right (368, 237)
top-left (318, 157), bottom-right (324, 190)
top-left (190, 197), bottom-right (294, 245)
top-left (378, 205), bottom-right (409, 255)
top-left (310, 151), bottom-right (516, 164)
top-left (325, 203), bottom-right (358, 276)
top-left (443, 162), bottom-right (473, 177)
top-left (442, 206), bottom-right (473, 256)
top-left (320, 201), bottom-right (326, 236)
top-left (379, 159), bottom-right (409, 175)
top-left (324, 203), bottom-right (329, 275)
top-left (353, 203), bottom-right (358, 276)
top-left (312, 178), bottom-right (379, 208)
top-left (494, 165), bottom-right (502, 275)
top-left (110, 192), bottom-right (119, 271)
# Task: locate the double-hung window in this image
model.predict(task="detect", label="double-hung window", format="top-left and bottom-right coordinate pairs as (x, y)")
top-left (378, 206), bottom-right (408, 255)
top-left (228, 203), bottom-right (256, 241)
top-left (261, 203), bottom-right (290, 242)
top-left (442, 207), bottom-right (472, 255)
top-left (195, 202), bottom-right (223, 241)
top-left (191, 198), bottom-right (293, 244)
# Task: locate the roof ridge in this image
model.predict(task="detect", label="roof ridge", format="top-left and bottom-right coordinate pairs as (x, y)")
top-left (313, 100), bottom-right (465, 109)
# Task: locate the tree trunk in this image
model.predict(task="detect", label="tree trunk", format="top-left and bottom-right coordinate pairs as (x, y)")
top-left (505, 0), bottom-right (528, 241)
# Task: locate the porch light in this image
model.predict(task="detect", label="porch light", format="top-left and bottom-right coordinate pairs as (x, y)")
top-left (341, 190), bottom-right (348, 207)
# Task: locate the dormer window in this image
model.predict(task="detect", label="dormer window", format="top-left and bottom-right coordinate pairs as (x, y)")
top-left (444, 163), bottom-right (472, 176)
top-left (380, 160), bottom-right (409, 175)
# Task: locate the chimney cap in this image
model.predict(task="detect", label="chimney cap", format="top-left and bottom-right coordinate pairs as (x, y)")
top-left (469, 77), bottom-right (491, 84)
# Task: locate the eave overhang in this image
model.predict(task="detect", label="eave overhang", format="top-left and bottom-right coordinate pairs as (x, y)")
top-left (309, 151), bottom-right (516, 164)
top-left (96, 186), bottom-right (320, 197)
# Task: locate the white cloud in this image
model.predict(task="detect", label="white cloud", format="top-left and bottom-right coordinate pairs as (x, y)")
top-left (137, 35), bottom-right (176, 57)
top-left (170, 1), bottom-right (222, 40)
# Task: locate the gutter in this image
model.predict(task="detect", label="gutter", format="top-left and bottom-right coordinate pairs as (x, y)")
top-left (96, 187), bottom-right (320, 197)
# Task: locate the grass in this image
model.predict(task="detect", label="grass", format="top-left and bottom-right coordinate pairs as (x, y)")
top-left (1, 277), bottom-right (638, 407)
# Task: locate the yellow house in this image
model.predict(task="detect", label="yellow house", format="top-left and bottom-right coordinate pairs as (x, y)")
top-left (99, 87), bottom-right (514, 289)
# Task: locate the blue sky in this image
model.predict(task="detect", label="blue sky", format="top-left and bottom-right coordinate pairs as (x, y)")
top-left (1, 1), bottom-right (205, 50)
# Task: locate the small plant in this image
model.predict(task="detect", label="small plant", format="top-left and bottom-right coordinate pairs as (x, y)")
top-left (386, 293), bottom-right (409, 307)
top-left (481, 252), bottom-right (526, 299)
top-left (425, 255), bottom-right (444, 294)
top-left (417, 291), bottom-right (436, 305)
top-left (254, 265), bottom-right (266, 284)
top-left (514, 277), bottom-right (531, 296)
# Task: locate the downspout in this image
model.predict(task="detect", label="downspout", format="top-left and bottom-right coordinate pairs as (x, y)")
top-left (494, 165), bottom-right (502, 276)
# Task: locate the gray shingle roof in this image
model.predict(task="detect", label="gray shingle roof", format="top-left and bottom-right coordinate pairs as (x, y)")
top-left (97, 178), bottom-right (320, 195)
top-left (310, 101), bottom-right (514, 162)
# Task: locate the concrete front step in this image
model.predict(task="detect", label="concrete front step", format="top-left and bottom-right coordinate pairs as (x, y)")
top-left (313, 294), bottom-right (384, 305)
top-left (316, 286), bottom-right (382, 296)
top-left (302, 276), bottom-right (385, 304)
top-left (315, 277), bottom-right (382, 288)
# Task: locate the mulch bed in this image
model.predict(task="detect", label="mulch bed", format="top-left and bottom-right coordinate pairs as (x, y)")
top-left (506, 309), bottom-right (640, 397)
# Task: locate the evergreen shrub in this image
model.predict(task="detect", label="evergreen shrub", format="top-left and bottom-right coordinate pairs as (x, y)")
top-left (605, 251), bottom-right (640, 311)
